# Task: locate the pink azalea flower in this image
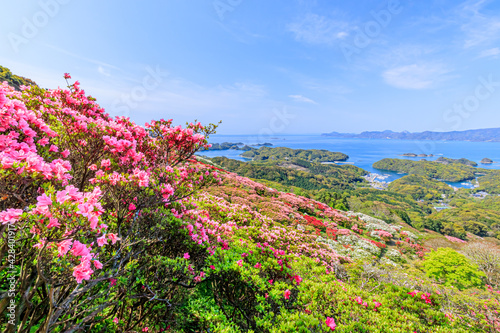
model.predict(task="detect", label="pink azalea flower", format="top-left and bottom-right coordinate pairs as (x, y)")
top-left (108, 233), bottom-right (120, 244)
top-left (113, 317), bottom-right (119, 324)
top-left (61, 149), bottom-right (70, 158)
top-left (268, 279), bottom-right (273, 285)
top-left (46, 217), bottom-right (61, 228)
top-left (93, 260), bottom-right (103, 269)
top-left (73, 260), bottom-right (94, 283)
top-left (49, 144), bottom-right (59, 152)
top-left (237, 260), bottom-right (243, 267)
top-left (109, 278), bottom-right (117, 286)
top-left (57, 239), bottom-right (73, 256)
top-left (0, 208), bottom-right (24, 224)
top-left (36, 193), bottom-right (52, 207)
top-left (294, 275), bottom-right (303, 285)
top-left (128, 203), bottom-right (136, 211)
top-left (71, 241), bottom-right (90, 257)
top-left (56, 190), bottom-right (70, 204)
top-left (408, 290), bottom-right (419, 297)
top-left (97, 234), bottom-right (108, 247)
top-left (38, 138), bottom-right (49, 146)
top-left (254, 263), bottom-right (261, 269)
top-left (64, 73), bottom-right (71, 79)
top-left (184, 252), bottom-right (190, 259)
top-left (101, 159), bottom-right (111, 167)
top-left (284, 289), bottom-right (291, 299)
top-left (325, 317), bottom-right (336, 331)
top-left (210, 265), bottom-right (215, 270)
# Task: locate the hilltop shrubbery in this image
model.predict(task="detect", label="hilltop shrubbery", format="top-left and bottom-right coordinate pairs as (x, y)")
top-left (2, 77), bottom-right (500, 332)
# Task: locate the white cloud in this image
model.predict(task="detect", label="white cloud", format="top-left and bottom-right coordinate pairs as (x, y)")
top-left (288, 13), bottom-right (352, 46)
top-left (459, 0), bottom-right (500, 48)
top-left (382, 64), bottom-right (451, 90)
top-left (478, 47), bottom-right (500, 58)
top-left (98, 66), bottom-right (111, 77)
top-left (288, 94), bottom-right (317, 104)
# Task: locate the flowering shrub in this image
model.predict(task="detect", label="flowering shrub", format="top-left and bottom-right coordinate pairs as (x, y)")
top-left (2, 77), bottom-right (499, 332)
top-left (401, 230), bottom-right (419, 241)
top-left (386, 249), bottom-right (405, 263)
top-left (0, 78), bottom-right (222, 331)
top-left (445, 235), bottom-right (468, 244)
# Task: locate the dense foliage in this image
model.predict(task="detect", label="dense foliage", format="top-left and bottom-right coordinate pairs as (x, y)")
top-left (3, 74), bottom-right (500, 332)
top-left (476, 170), bottom-right (500, 194)
top-left (211, 156), bottom-right (366, 191)
top-left (0, 66), bottom-right (37, 91)
top-left (387, 174), bottom-right (453, 201)
top-left (207, 142), bottom-right (257, 151)
top-left (429, 195), bottom-right (500, 238)
top-left (422, 248), bottom-right (485, 290)
top-left (241, 146), bottom-right (348, 162)
top-left (435, 157), bottom-right (478, 167)
top-left (373, 158), bottom-right (478, 182)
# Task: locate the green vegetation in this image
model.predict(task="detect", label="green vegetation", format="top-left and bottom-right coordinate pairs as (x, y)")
top-left (211, 156), bottom-right (366, 191)
top-left (422, 248), bottom-right (485, 290)
top-left (373, 158), bottom-right (477, 182)
top-left (429, 195), bottom-right (500, 238)
top-left (346, 188), bottom-right (432, 225)
top-left (241, 146), bottom-right (348, 162)
top-left (207, 142), bottom-right (262, 150)
top-left (6, 66), bottom-right (500, 332)
top-left (388, 174), bottom-right (453, 201)
top-left (476, 170), bottom-right (500, 194)
top-left (0, 65), bottom-right (37, 90)
top-left (435, 156), bottom-right (478, 167)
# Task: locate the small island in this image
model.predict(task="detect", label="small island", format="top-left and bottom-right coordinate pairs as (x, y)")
top-left (481, 158), bottom-right (494, 164)
top-left (400, 153), bottom-right (434, 157)
top-left (241, 146), bottom-right (349, 162)
top-left (207, 142), bottom-right (273, 151)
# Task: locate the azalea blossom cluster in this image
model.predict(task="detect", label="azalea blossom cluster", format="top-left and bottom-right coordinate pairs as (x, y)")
top-left (408, 290), bottom-right (433, 305)
top-left (445, 235), bottom-right (467, 244)
top-left (0, 77), bottom-right (219, 284)
top-left (0, 83), bottom-right (70, 183)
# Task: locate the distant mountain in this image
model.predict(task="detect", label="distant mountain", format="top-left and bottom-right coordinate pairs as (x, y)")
top-left (322, 128), bottom-right (500, 142)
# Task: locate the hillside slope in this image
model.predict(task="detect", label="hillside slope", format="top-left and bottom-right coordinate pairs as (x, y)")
top-left (2, 72), bottom-right (500, 332)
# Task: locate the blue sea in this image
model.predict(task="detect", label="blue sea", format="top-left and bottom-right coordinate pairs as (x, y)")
top-left (198, 134), bottom-right (500, 188)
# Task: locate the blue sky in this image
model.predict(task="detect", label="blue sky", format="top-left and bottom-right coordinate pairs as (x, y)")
top-left (1, 0), bottom-right (500, 135)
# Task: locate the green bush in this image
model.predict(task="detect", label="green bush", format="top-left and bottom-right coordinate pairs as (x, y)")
top-left (422, 248), bottom-right (485, 290)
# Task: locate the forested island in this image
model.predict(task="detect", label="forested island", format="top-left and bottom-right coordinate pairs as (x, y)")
top-left (373, 158), bottom-right (478, 182)
top-left (207, 142), bottom-right (273, 151)
top-left (240, 146), bottom-right (349, 162)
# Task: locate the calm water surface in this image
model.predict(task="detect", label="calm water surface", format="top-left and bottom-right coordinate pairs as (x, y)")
top-left (198, 134), bottom-right (500, 187)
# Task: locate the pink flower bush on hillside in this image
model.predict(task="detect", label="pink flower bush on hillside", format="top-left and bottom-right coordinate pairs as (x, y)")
top-left (0, 78), bottom-right (220, 287)
top-left (445, 235), bottom-right (467, 243)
